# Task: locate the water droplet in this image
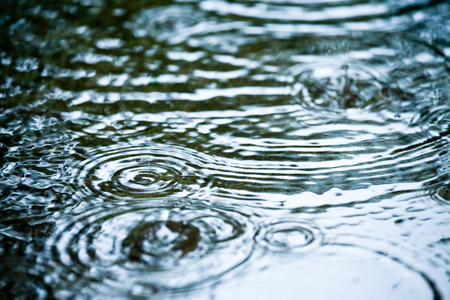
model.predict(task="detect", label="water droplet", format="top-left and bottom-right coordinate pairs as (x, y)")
top-left (289, 61), bottom-right (388, 110)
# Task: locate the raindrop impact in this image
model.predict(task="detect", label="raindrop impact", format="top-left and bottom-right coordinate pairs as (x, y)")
top-left (255, 219), bottom-right (323, 254)
top-left (67, 144), bottom-right (211, 201)
top-left (46, 201), bottom-right (255, 298)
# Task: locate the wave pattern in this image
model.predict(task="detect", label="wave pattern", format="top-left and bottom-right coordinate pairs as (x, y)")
top-left (46, 201), bottom-right (254, 297)
top-left (67, 144), bottom-right (215, 201)
top-left (214, 244), bottom-right (441, 299)
top-left (1, 0), bottom-right (449, 298)
top-left (255, 219), bottom-right (323, 253)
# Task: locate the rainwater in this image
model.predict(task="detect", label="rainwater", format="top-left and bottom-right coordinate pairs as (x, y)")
top-left (0, 0), bottom-right (449, 299)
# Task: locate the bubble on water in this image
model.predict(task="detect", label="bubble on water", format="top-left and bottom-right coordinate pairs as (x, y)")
top-left (46, 200), bottom-right (255, 297)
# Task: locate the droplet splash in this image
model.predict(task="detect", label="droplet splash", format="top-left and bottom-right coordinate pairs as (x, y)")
top-left (289, 61), bottom-right (390, 110)
top-left (46, 201), bottom-right (254, 297)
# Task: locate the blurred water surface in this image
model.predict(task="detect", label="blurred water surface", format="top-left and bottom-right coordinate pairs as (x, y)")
top-left (0, 0), bottom-right (449, 299)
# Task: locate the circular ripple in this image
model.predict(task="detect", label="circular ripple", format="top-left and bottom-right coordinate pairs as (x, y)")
top-left (437, 186), bottom-right (450, 201)
top-left (428, 185), bottom-right (450, 204)
top-left (47, 201), bottom-right (254, 297)
top-left (69, 144), bottom-right (209, 201)
top-left (255, 219), bottom-right (323, 254)
top-left (111, 160), bottom-right (180, 195)
top-left (214, 244), bottom-right (441, 299)
top-left (289, 61), bottom-right (388, 110)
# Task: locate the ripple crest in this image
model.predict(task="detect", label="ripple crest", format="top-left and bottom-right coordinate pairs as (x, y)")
top-left (68, 144), bottom-right (211, 201)
top-left (47, 201), bottom-right (255, 296)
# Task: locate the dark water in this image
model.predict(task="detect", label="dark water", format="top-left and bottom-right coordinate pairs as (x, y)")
top-left (0, 0), bottom-right (449, 299)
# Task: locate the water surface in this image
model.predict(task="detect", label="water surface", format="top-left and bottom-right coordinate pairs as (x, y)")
top-left (0, 0), bottom-right (449, 299)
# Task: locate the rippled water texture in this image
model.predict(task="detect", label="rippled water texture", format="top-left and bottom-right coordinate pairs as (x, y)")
top-left (1, 0), bottom-right (449, 299)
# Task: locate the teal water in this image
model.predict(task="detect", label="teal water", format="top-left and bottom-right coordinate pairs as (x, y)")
top-left (0, 0), bottom-right (449, 299)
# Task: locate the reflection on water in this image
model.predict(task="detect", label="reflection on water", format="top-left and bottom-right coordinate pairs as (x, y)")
top-left (214, 244), bottom-right (440, 299)
top-left (67, 143), bottom-right (213, 201)
top-left (46, 201), bottom-right (254, 298)
top-left (0, 0), bottom-right (449, 299)
top-left (254, 218), bottom-right (323, 253)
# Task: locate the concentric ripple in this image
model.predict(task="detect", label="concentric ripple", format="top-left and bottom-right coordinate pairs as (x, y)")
top-left (214, 244), bottom-right (441, 299)
top-left (68, 144), bottom-right (212, 201)
top-left (289, 61), bottom-right (390, 110)
top-left (436, 186), bottom-right (450, 202)
top-left (111, 160), bottom-right (180, 195)
top-left (2, 0), bottom-right (450, 298)
top-left (255, 219), bottom-right (323, 254)
top-left (46, 201), bottom-right (254, 297)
